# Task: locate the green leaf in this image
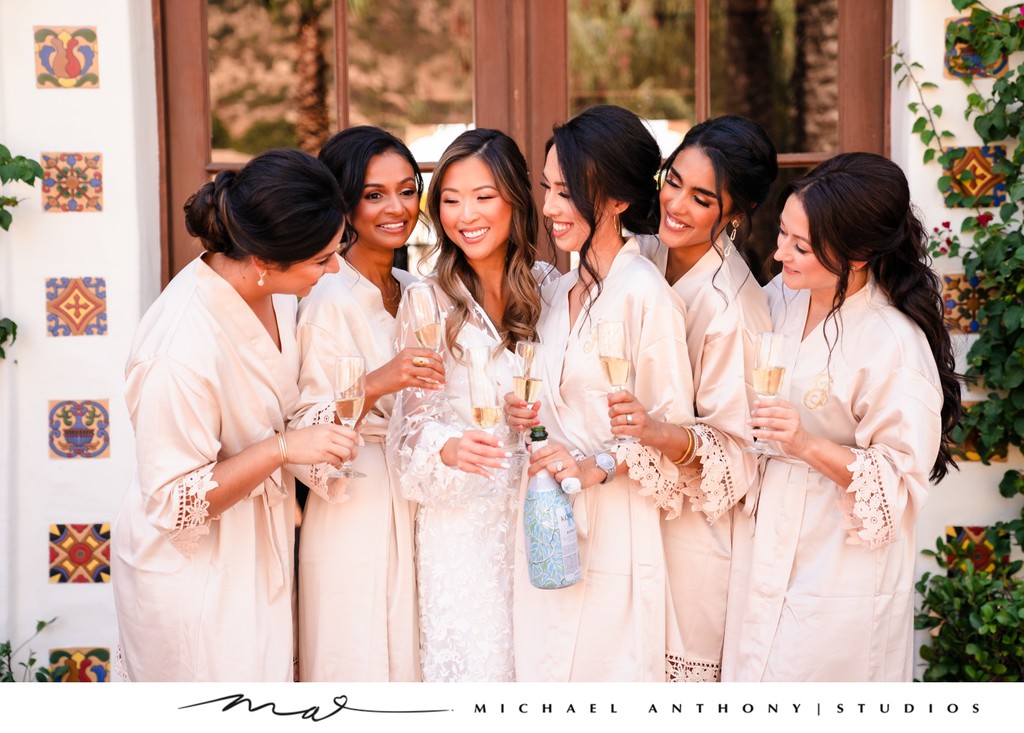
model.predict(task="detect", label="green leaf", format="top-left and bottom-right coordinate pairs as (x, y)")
top-left (913, 117), bottom-right (928, 133)
top-left (924, 148), bottom-right (937, 164)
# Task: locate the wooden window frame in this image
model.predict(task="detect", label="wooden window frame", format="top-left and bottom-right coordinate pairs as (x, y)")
top-left (152, 0), bottom-right (889, 281)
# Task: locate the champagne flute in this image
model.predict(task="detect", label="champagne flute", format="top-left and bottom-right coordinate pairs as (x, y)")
top-left (466, 345), bottom-right (501, 433)
top-left (329, 355), bottom-right (366, 478)
top-left (598, 321), bottom-right (636, 444)
top-left (745, 331), bottom-right (789, 456)
top-left (511, 340), bottom-right (542, 457)
top-left (404, 282), bottom-right (446, 399)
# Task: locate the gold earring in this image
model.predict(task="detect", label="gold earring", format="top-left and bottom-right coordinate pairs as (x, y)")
top-left (257, 269), bottom-right (267, 287)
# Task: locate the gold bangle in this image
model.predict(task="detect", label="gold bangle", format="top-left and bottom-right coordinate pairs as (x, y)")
top-left (277, 431), bottom-right (289, 465)
top-left (672, 426), bottom-right (696, 466)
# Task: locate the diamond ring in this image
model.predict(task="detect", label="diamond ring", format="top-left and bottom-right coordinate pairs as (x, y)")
top-left (553, 460), bottom-right (564, 473)
top-left (626, 413), bottom-right (633, 425)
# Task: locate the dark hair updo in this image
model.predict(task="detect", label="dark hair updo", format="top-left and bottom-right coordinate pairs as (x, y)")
top-left (318, 126), bottom-right (423, 254)
top-left (665, 114), bottom-right (778, 245)
top-left (183, 148), bottom-right (345, 267)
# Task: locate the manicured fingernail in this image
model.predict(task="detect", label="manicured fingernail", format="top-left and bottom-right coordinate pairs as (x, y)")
top-left (504, 451), bottom-right (514, 458)
top-left (500, 462), bottom-right (510, 469)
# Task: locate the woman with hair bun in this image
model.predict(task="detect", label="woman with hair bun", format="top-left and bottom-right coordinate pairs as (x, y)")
top-left (111, 148), bottom-right (357, 682)
top-left (723, 152), bottom-right (961, 681)
top-left (618, 115), bottom-right (778, 681)
top-left (386, 127), bottom-right (550, 682)
top-left (292, 126), bottom-right (436, 681)
top-left (506, 104), bottom-right (695, 682)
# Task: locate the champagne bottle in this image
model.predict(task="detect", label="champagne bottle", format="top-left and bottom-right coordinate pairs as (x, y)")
top-left (523, 426), bottom-right (581, 589)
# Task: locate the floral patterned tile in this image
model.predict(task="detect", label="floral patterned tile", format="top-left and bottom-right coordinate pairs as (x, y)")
top-left (941, 272), bottom-right (987, 334)
top-left (41, 153), bottom-right (103, 212)
top-left (943, 17), bottom-right (1009, 79)
top-left (48, 400), bottom-right (110, 459)
top-left (943, 146), bottom-right (1007, 208)
top-left (34, 26), bottom-right (100, 88)
top-left (49, 524), bottom-right (111, 583)
top-left (46, 277), bottom-right (107, 336)
top-left (49, 647), bottom-right (111, 682)
top-left (945, 525), bottom-right (1010, 577)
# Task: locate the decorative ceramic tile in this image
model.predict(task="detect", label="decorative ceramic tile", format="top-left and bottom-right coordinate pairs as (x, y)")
top-left (945, 525), bottom-right (1010, 577)
top-left (48, 400), bottom-right (110, 459)
top-left (49, 647), bottom-right (110, 682)
top-left (41, 153), bottom-right (103, 212)
top-left (952, 401), bottom-right (1007, 463)
top-left (943, 146), bottom-right (1007, 207)
top-left (34, 27), bottom-right (99, 88)
top-left (49, 523), bottom-right (111, 583)
top-left (944, 18), bottom-right (1009, 79)
top-left (941, 273), bottom-right (987, 334)
top-left (46, 277), bottom-right (107, 336)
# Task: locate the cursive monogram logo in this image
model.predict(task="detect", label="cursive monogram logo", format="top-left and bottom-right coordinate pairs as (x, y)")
top-left (180, 693), bottom-right (450, 722)
top-left (803, 372), bottom-right (831, 410)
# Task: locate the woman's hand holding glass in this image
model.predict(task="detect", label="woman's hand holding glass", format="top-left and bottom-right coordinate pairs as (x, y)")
top-left (606, 390), bottom-right (658, 444)
top-left (745, 331), bottom-right (789, 456)
top-left (330, 355), bottom-right (367, 479)
top-left (597, 321), bottom-right (637, 444)
top-left (367, 346), bottom-right (445, 398)
top-left (281, 423), bottom-right (359, 468)
top-left (439, 430), bottom-right (512, 481)
top-left (749, 397), bottom-right (811, 459)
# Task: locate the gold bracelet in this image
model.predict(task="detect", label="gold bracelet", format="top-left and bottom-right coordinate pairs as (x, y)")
top-left (672, 426), bottom-right (697, 466)
top-left (277, 431), bottom-right (289, 465)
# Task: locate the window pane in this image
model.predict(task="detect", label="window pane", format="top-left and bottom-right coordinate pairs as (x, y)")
top-left (346, 0), bottom-right (474, 164)
top-left (745, 166), bottom-right (813, 285)
top-left (208, 0), bottom-right (338, 163)
top-left (709, 0), bottom-right (838, 155)
top-left (568, 0), bottom-right (696, 159)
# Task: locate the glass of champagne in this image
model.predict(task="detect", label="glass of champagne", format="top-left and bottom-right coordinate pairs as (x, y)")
top-left (329, 355), bottom-right (366, 479)
top-left (745, 331), bottom-right (789, 456)
top-left (404, 282), bottom-right (445, 398)
top-left (466, 346), bottom-right (501, 433)
top-left (511, 340), bottom-right (542, 456)
top-left (598, 321), bottom-right (636, 444)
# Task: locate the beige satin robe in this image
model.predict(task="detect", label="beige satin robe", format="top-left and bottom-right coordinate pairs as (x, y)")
top-left (111, 256), bottom-right (298, 682)
top-left (513, 239), bottom-right (695, 682)
top-left (722, 276), bottom-right (941, 682)
top-left (637, 235), bottom-right (771, 681)
top-left (291, 257), bottom-right (420, 682)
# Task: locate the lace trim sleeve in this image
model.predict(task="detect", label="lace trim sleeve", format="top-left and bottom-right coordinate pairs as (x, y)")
top-left (665, 652), bottom-right (720, 682)
top-left (687, 424), bottom-right (738, 523)
top-left (165, 463), bottom-right (218, 557)
top-left (617, 442), bottom-right (686, 520)
top-left (840, 447), bottom-right (896, 549)
top-left (295, 401), bottom-right (351, 504)
top-left (399, 419), bottom-right (482, 507)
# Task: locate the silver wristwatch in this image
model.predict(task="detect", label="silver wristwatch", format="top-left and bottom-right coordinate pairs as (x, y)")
top-left (594, 451), bottom-right (616, 485)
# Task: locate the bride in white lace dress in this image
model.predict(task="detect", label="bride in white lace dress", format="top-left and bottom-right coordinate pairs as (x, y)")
top-left (386, 129), bottom-right (551, 682)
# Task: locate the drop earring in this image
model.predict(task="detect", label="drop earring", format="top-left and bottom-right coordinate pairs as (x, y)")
top-left (257, 269), bottom-right (267, 287)
top-left (728, 219), bottom-right (740, 243)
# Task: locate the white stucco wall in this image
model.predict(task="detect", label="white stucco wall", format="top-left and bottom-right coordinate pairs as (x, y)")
top-left (0, 0), bottom-right (158, 673)
top-left (891, 0), bottom-right (1024, 677)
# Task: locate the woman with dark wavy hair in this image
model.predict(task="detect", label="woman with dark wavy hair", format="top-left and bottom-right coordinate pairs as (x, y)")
top-left (723, 152), bottom-right (961, 682)
top-left (111, 149), bottom-right (357, 681)
top-left (386, 128), bottom-right (550, 681)
top-left (507, 105), bottom-right (694, 681)
top-left (291, 126), bottom-right (437, 682)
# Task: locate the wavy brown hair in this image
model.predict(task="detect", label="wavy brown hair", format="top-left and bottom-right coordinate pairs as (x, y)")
top-left (425, 128), bottom-right (540, 359)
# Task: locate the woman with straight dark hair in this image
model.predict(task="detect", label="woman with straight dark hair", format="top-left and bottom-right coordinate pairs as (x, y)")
top-left (111, 148), bottom-right (358, 682)
top-left (506, 104), bottom-right (694, 681)
top-left (722, 152), bottom-right (961, 681)
top-left (291, 126), bottom-right (439, 681)
top-left (386, 127), bottom-right (550, 681)
top-left (616, 114), bottom-right (777, 680)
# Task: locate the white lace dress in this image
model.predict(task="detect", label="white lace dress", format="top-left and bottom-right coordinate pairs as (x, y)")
top-left (386, 275), bottom-right (533, 682)
top-left (721, 276), bottom-right (942, 682)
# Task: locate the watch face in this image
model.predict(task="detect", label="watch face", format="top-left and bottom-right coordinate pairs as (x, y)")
top-left (596, 452), bottom-right (615, 472)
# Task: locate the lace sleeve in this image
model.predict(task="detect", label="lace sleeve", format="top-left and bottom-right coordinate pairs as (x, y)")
top-left (686, 424), bottom-right (740, 523)
top-left (838, 447), bottom-right (897, 549)
top-left (165, 463), bottom-right (218, 557)
top-left (618, 442), bottom-right (687, 519)
top-left (287, 401), bottom-right (351, 504)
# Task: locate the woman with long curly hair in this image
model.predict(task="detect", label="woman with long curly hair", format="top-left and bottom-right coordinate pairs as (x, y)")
top-left (723, 152), bottom-right (962, 682)
top-left (386, 127), bottom-right (551, 681)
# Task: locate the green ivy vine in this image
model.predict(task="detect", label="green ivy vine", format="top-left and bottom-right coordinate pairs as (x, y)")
top-left (893, 0), bottom-right (1024, 681)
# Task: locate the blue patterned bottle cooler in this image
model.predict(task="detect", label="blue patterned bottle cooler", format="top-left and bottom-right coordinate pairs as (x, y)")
top-left (523, 426), bottom-right (581, 589)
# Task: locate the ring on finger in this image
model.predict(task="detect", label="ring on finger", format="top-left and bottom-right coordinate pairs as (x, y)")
top-left (553, 460), bottom-right (564, 473)
top-left (412, 356), bottom-right (430, 367)
top-left (625, 413), bottom-right (633, 425)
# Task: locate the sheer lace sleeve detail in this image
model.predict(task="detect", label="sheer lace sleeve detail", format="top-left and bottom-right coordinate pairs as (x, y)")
top-left (166, 463), bottom-right (218, 557)
top-left (617, 442), bottom-right (686, 520)
top-left (292, 400), bottom-right (351, 504)
top-left (665, 652), bottom-right (720, 682)
top-left (398, 416), bottom-right (483, 507)
top-left (687, 424), bottom-right (737, 523)
top-left (839, 447), bottom-right (896, 549)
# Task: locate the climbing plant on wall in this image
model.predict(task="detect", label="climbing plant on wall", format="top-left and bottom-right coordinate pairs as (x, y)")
top-left (893, 0), bottom-right (1024, 682)
top-left (0, 144), bottom-right (44, 359)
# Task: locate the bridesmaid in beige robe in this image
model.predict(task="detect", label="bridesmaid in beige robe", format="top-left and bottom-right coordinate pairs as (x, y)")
top-left (722, 153), bottom-right (961, 681)
top-left (111, 150), bottom-right (357, 682)
top-left (625, 116), bottom-right (778, 681)
top-left (508, 105), bottom-right (695, 682)
top-left (292, 127), bottom-right (440, 681)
